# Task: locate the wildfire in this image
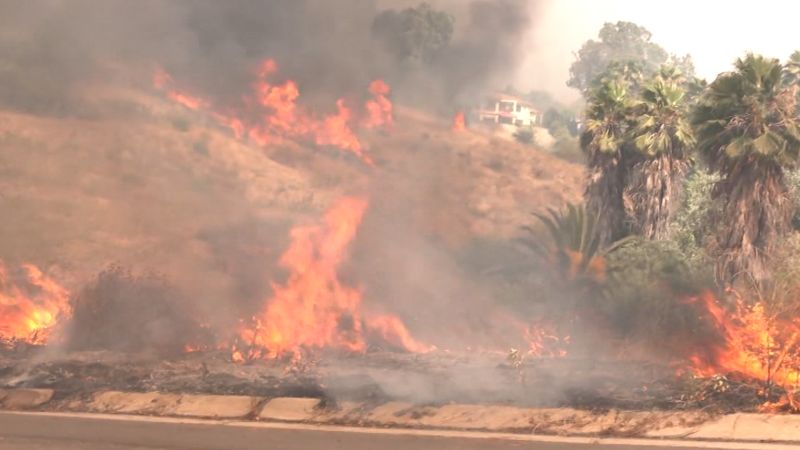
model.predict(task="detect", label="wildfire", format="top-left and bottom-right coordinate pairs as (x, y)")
top-left (452, 111), bottom-right (466, 132)
top-left (525, 324), bottom-right (569, 358)
top-left (153, 60), bottom-right (391, 165)
top-left (152, 68), bottom-right (207, 110)
top-left (237, 197), bottom-right (430, 360)
top-left (364, 80), bottom-right (394, 130)
top-left (686, 291), bottom-right (800, 388)
top-left (0, 262), bottom-right (71, 345)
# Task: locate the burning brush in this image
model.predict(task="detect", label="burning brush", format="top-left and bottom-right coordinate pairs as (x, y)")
top-left (234, 196), bottom-right (431, 362)
top-left (154, 59), bottom-right (395, 166)
top-left (0, 262), bottom-right (70, 346)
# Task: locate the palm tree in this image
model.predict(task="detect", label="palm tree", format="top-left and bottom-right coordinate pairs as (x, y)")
top-left (581, 77), bottom-right (633, 244)
top-left (786, 51), bottom-right (800, 86)
top-left (625, 73), bottom-right (695, 239)
top-left (692, 54), bottom-right (800, 283)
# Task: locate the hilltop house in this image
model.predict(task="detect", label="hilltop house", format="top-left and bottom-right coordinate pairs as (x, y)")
top-left (477, 94), bottom-right (541, 128)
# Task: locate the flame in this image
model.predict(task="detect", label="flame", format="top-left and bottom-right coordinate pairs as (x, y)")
top-left (452, 111), bottom-right (466, 132)
top-left (364, 80), bottom-right (394, 130)
top-left (685, 291), bottom-right (800, 387)
top-left (316, 100), bottom-right (373, 166)
top-left (0, 262), bottom-right (71, 345)
top-left (237, 197), bottom-right (429, 359)
top-left (153, 60), bottom-right (376, 165)
top-left (153, 67), bottom-right (206, 110)
top-left (525, 323), bottom-right (569, 358)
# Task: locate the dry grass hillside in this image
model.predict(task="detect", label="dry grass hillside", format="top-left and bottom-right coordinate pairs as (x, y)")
top-left (0, 87), bottom-right (584, 303)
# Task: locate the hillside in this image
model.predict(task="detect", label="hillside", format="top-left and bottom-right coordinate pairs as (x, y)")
top-left (0, 87), bottom-right (585, 305)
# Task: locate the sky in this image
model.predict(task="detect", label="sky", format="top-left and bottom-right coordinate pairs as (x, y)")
top-left (517, 0), bottom-right (800, 101)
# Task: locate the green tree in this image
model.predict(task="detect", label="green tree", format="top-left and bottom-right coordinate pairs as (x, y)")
top-left (625, 72), bottom-right (695, 240)
top-left (692, 54), bottom-right (800, 283)
top-left (786, 51), bottom-right (800, 85)
top-left (371, 3), bottom-right (455, 65)
top-left (581, 77), bottom-right (633, 244)
top-left (568, 21), bottom-right (696, 97)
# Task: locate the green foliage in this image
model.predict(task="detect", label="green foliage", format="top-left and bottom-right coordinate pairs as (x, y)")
top-left (788, 169), bottom-right (800, 229)
top-left (602, 239), bottom-right (712, 343)
top-left (785, 50), bottom-right (800, 86)
top-left (581, 77), bottom-right (632, 157)
top-left (693, 54), bottom-right (800, 171)
top-left (568, 21), bottom-right (692, 96)
top-left (691, 53), bottom-right (800, 282)
top-left (371, 2), bottom-right (454, 65)
top-left (670, 168), bottom-right (720, 266)
top-left (550, 132), bottom-right (583, 164)
top-left (542, 108), bottom-right (571, 136)
top-left (525, 203), bottom-right (631, 291)
top-left (624, 71), bottom-right (694, 240)
top-left (629, 75), bottom-right (695, 158)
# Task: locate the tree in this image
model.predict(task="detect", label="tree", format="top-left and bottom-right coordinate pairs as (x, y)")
top-left (568, 21), bottom-right (693, 96)
top-left (581, 77), bottom-right (633, 245)
top-left (371, 3), bottom-right (455, 65)
top-left (692, 54), bottom-right (800, 283)
top-left (625, 72), bottom-right (695, 240)
top-left (786, 51), bottom-right (800, 85)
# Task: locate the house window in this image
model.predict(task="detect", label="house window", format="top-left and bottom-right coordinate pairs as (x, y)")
top-left (499, 101), bottom-right (515, 113)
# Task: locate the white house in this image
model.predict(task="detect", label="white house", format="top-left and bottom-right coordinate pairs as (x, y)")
top-left (477, 94), bottom-right (541, 128)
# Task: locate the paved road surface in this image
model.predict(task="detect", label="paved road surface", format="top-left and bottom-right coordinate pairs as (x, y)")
top-left (0, 411), bottom-right (792, 450)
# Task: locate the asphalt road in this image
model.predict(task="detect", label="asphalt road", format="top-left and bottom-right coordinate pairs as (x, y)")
top-left (0, 412), bottom-right (791, 450)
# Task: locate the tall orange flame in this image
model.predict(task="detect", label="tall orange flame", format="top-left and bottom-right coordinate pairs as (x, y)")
top-left (0, 262), bottom-right (71, 345)
top-left (364, 80), bottom-right (394, 130)
top-left (238, 197), bottom-right (429, 359)
top-left (686, 291), bottom-right (800, 387)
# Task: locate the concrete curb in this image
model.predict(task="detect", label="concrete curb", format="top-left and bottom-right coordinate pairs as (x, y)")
top-left (2, 388), bottom-right (800, 444)
top-left (1, 389), bottom-right (54, 410)
top-left (259, 397), bottom-right (321, 421)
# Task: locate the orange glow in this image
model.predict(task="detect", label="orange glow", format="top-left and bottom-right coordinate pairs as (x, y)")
top-left (316, 100), bottom-right (373, 166)
top-left (685, 291), bottom-right (800, 388)
top-left (525, 323), bottom-right (569, 358)
top-left (364, 80), bottom-right (394, 130)
top-left (153, 59), bottom-right (374, 164)
top-left (0, 262), bottom-right (71, 345)
top-left (452, 111), bottom-right (466, 132)
top-left (238, 197), bottom-right (429, 359)
top-left (153, 67), bottom-right (206, 110)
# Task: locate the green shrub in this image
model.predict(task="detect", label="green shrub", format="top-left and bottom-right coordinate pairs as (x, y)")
top-left (670, 168), bottom-right (720, 269)
top-left (602, 238), bottom-right (716, 352)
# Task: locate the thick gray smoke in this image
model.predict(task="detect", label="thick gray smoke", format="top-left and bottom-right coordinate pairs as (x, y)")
top-left (0, 0), bottom-right (536, 113)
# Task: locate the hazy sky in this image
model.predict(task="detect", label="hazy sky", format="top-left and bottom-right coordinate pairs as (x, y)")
top-left (518, 0), bottom-right (800, 100)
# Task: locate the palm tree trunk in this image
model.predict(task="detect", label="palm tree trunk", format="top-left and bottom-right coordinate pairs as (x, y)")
top-left (714, 161), bottom-right (793, 285)
top-left (626, 154), bottom-right (688, 240)
top-left (585, 153), bottom-right (627, 245)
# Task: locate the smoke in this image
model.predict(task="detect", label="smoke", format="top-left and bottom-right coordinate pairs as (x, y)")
top-left (435, 0), bottom-right (536, 106)
top-left (0, 0), bottom-right (573, 403)
top-left (0, 0), bottom-right (538, 113)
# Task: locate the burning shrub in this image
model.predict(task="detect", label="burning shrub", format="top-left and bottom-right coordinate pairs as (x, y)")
top-left (65, 266), bottom-right (212, 355)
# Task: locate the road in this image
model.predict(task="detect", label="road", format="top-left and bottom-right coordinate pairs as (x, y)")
top-left (0, 411), bottom-right (792, 450)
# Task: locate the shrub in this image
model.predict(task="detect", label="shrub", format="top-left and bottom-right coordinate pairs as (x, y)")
top-left (513, 128), bottom-right (534, 144)
top-left (670, 168), bottom-right (720, 269)
top-left (66, 266), bottom-right (213, 355)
